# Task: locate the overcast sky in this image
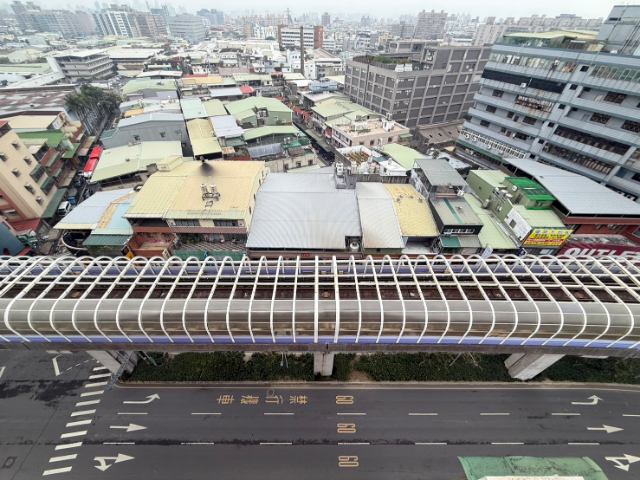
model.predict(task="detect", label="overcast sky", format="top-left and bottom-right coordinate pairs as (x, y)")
top-left (27, 0), bottom-right (619, 20)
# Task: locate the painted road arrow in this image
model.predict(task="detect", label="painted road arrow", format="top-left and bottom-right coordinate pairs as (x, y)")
top-left (110, 423), bottom-right (147, 433)
top-left (605, 454), bottom-right (640, 472)
top-left (572, 395), bottom-right (602, 405)
top-left (94, 454), bottom-right (135, 472)
top-left (52, 355), bottom-right (62, 376)
top-left (123, 394), bottom-right (160, 404)
top-left (0, 366), bottom-right (5, 380)
top-left (588, 425), bottom-right (624, 433)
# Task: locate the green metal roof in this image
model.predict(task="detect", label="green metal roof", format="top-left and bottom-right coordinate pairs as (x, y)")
top-left (378, 144), bottom-right (425, 170)
top-left (459, 456), bottom-right (608, 480)
top-left (43, 151), bottom-right (60, 168)
top-left (62, 143), bottom-right (80, 159)
top-left (18, 130), bottom-right (66, 148)
top-left (506, 177), bottom-right (556, 201)
top-left (41, 188), bottom-right (67, 219)
top-left (225, 97), bottom-right (292, 116)
top-left (466, 195), bottom-right (518, 251)
top-left (440, 235), bottom-right (481, 248)
top-left (504, 30), bottom-right (597, 40)
top-left (311, 101), bottom-right (362, 119)
top-left (122, 78), bottom-right (177, 95)
top-left (83, 234), bottom-right (131, 247)
top-left (243, 125), bottom-right (302, 141)
top-left (203, 99), bottom-right (228, 117)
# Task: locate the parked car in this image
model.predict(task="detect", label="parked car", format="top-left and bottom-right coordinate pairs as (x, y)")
top-left (57, 201), bottom-right (71, 217)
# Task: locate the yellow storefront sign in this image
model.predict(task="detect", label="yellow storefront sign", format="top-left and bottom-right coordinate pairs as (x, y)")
top-left (523, 228), bottom-right (573, 247)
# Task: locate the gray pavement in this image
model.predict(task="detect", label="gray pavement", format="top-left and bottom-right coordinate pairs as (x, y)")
top-left (1, 350), bottom-right (639, 479)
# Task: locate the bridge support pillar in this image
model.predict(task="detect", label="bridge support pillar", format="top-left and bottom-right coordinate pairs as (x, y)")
top-left (88, 351), bottom-right (139, 375)
top-left (505, 353), bottom-right (564, 381)
top-left (314, 352), bottom-right (335, 376)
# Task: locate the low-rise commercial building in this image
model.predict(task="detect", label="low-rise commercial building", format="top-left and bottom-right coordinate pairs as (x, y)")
top-left (53, 50), bottom-right (112, 82)
top-left (225, 97), bottom-right (293, 127)
top-left (101, 113), bottom-right (190, 153)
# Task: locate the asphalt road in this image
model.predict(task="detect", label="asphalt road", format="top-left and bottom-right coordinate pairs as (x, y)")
top-left (1, 350), bottom-right (639, 479)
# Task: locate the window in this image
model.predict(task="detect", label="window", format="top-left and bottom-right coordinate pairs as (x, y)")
top-left (509, 219), bottom-right (517, 228)
top-left (133, 135), bottom-right (140, 141)
top-left (159, 132), bottom-right (166, 138)
top-left (24, 183), bottom-right (35, 194)
top-left (547, 122), bottom-right (555, 128)
top-left (622, 120), bottom-right (640, 133)
top-left (480, 120), bottom-right (490, 127)
top-left (486, 105), bottom-right (497, 113)
top-left (569, 84), bottom-right (578, 90)
top-left (590, 113), bottom-right (611, 125)
top-left (529, 154), bottom-right (536, 159)
top-left (174, 220), bottom-right (199, 226)
top-left (23, 156), bottom-right (31, 165)
top-left (514, 132), bottom-right (529, 141)
top-left (500, 127), bottom-right (507, 133)
top-left (215, 220), bottom-right (238, 227)
top-left (506, 111), bottom-right (514, 119)
top-left (604, 91), bottom-right (626, 104)
top-left (558, 104), bottom-right (566, 110)
top-left (522, 116), bottom-right (536, 125)
top-left (580, 65), bottom-right (589, 72)
top-left (11, 141), bottom-right (19, 150)
top-left (11, 168), bottom-right (20, 177)
top-left (492, 89), bottom-right (504, 98)
top-left (359, 141), bottom-right (364, 146)
top-left (594, 224), bottom-right (603, 230)
top-left (538, 139), bottom-right (545, 144)
top-left (369, 140), bottom-right (375, 146)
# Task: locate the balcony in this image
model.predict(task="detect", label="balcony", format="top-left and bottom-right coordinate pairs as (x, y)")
top-left (608, 175), bottom-right (640, 197)
top-left (485, 61), bottom-right (573, 83)
top-left (462, 122), bottom-right (531, 155)
top-left (480, 78), bottom-right (561, 103)
top-left (473, 93), bottom-right (555, 121)
top-left (547, 135), bottom-right (626, 165)
top-left (537, 149), bottom-right (607, 182)
top-left (580, 75), bottom-right (640, 96)
top-left (468, 107), bottom-right (540, 137)
top-left (557, 116), bottom-right (639, 147)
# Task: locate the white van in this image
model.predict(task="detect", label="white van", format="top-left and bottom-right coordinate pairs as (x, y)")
top-left (57, 201), bottom-right (71, 217)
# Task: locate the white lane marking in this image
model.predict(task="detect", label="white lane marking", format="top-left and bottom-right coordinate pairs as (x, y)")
top-left (481, 413), bottom-right (510, 416)
top-left (337, 413), bottom-right (366, 415)
top-left (552, 413), bottom-right (580, 416)
top-left (43, 466), bottom-right (73, 475)
top-left (94, 454), bottom-right (134, 472)
top-left (181, 442), bottom-right (215, 445)
top-left (110, 423), bottom-right (147, 433)
top-left (264, 413), bottom-right (294, 415)
top-left (66, 368), bottom-right (72, 371)
top-left (84, 381), bottom-right (108, 388)
top-left (415, 442), bottom-right (447, 445)
top-left (123, 393), bottom-right (159, 404)
top-left (55, 443), bottom-right (82, 450)
top-left (572, 395), bottom-right (602, 405)
top-left (103, 442), bottom-right (135, 445)
top-left (191, 413), bottom-right (221, 415)
top-left (52, 355), bottom-right (61, 376)
top-left (76, 400), bottom-right (100, 407)
top-left (408, 413), bottom-right (438, 416)
top-left (587, 425), bottom-right (624, 433)
top-left (337, 442), bottom-right (370, 445)
top-left (89, 373), bottom-right (111, 380)
top-left (118, 412), bottom-right (148, 415)
top-left (93, 367), bottom-right (108, 371)
top-left (60, 431), bottom-right (87, 439)
top-left (49, 454), bottom-right (77, 463)
top-left (606, 454), bottom-right (640, 472)
top-left (70, 410), bottom-right (95, 417)
top-left (623, 414), bottom-right (640, 417)
top-left (259, 442), bottom-right (292, 445)
top-left (568, 442), bottom-right (600, 445)
top-left (0, 366), bottom-right (5, 379)
top-left (80, 391), bottom-right (104, 397)
top-left (491, 442), bottom-right (524, 445)
top-left (66, 420), bottom-right (91, 427)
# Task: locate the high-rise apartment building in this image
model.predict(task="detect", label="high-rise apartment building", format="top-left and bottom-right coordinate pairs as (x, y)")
top-left (93, 5), bottom-right (140, 38)
top-left (456, 31), bottom-right (640, 201)
top-left (413, 10), bottom-right (447, 40)
top-left (134, 11), bottom-right (168, 39)
top-left (167, 14), bottom-right (206, 42)
top-left (277, 25), bottom-right (323, 48)
top-left (322, 12), bottom-right (330, 27)
top-left (11, 1), bottom-right (96, 38)
top-left (344, 45), bottom-right (491, 128)
top-left (473, 17), bottom-right (507, 46)
top-left (597, 5), bottom-right (640, 55)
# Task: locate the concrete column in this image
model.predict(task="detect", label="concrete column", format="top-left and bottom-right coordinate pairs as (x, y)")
top-left (88, 351), bottom-right (139, 375)
top-left (313, 352), bottom-right (335, 376)
top-left (505, 353), bottom-right (564, 381)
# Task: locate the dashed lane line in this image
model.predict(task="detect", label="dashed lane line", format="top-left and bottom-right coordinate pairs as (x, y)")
top-left (89, 373), bottom-right (112, 380)
top-left (66, 420), bottom-right (91, 428)
top-left (264, 413), bottom-right (294, 415)
top-left (260, 442), bottom-right (292, 445)
top-left (60, 431), bottom-right (87, 439)
top-left (104, 442), bottom-right (135, 445)
top-left (408, 413), bottom-right (438, 416)
top-left (42, 466), bottom-right (73, 476)
top-left (191, 412), bottom-right (221, 415)
top-left (481, 413), bottom-right (510, 416)
top-left (49, 455), bottom-right (77, 463)
top-left (415, 442), bottom-right (447, 445)
top-left (491, 442), bottom-right (524, 445)
top-left (84, 381), bottom-right (108, 388)
top-left (623, 414), bottom-right (640, 417)
top-left (552, 413), bottom-right (581, 416)
top-left (70, 409), bottom-right (95, 417)
top-left (93, 366), bottom-right (108, 372)
top-left (181, 442), bottom-right (215, 445)
top-left (80, 390), bottom-right (104, 397)
top-left (337, 413), bottom-right (366, 415)
top-left (55, 443), bottom-right (82, 451)
top-left (568, 442), bottom-right (600, 445)
top-left (337, 442), bottom-right (370, 445)
top-left (118, 412), bottom-right (148, 415)
top-left (75, 400), bottom-right (100, 407)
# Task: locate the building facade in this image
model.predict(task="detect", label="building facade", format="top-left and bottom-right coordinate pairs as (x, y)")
top-left (345, 45), bottom-right (492, 128)
top-left (167, 14), bottom-right (206, 42)
top-left (413, 10), bottom-right (447, 40)
top-left (322, 12), bottom-right (330, 27)
top-left (473, 17), bottom-right (508, 46)
top-left (278, 25), bottom-right (323, 49)
top-left (93, 5), bottom-right (140, 38)
top-left (597, 5), bottom-right (640, 55)
top-left (456, 40), bottom-right (640, 201)
top-left (53, 50), bottom-right (113, 82)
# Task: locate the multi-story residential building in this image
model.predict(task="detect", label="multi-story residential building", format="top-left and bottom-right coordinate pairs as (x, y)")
top-left (330, 115), bottom-right (411, 150)
top-left (197, 9), bottom-right (224, 26)
top-left (167, 14), bottom-right (206, 42)
top-left (0, 121), bottom-right (61, 225)
top-left (345, 45), bottom-right (492, 128)
top-left (473, 17), bottom-right (508, 46)
top-left (597, 5), bottom-right (640, 56)
top-left (456, 30), bottom-right (640, 201)
top-left (52, 50), bottom-right (113, 82)
top-left (390, 22), bottom-right (414, 40)
top-left (322, 12), bottom-right (330, 28)
top-left (11, 1), bottom-right (96, 38)
top-left (278, 25), bottom-right (323, 49)
top-left (413, 10), bottom-right (447, 40)
top-left (93, 5), bottom-right (140, 38)
top-left (133, 11), bottom-right (168, 39)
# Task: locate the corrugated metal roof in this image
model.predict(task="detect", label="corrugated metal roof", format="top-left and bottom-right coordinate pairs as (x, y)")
top-left (513, 204), bottom-right (565, 228)
top-left (247, 173), bottom-right (360, 250)
top-left (430, 197), bottom-right (483, 227)
top-left (203, 99), bottom-right (228, 117)
top-left (208, 87), bottom-right (243, 98)
top-left (414, 158), bottom-right (467, 187)
top-left (180, 98), bottom-right (207, 120)
top-left (225, 97), bottom-right (292, 116)
top-left (383, 184), bottom-right (439, 237)
top-left (186, 119), bottom-right (221, 156)
top-left (210, 115), bottom-right (244, 138)
top-left (55, 189), bottom-right (133, 230)
top-left (506, 158), bottom-right (640, 216)
top-left (83, 234), bottom-right (131, 247)
top-left (118, 113), bottom-right (185, 128)
top-left (378, 144), bottom-right (426, 170)
top-left (181, 76), bottom-right (223, 85)
top-left (466, 195), bottom-right (518, 251)
top-left (440, 235), bottom-right (482, 248)
top-left (356, 183), bottom-right (404, 249)
top-left (243, 125), bottom-right (301, 141)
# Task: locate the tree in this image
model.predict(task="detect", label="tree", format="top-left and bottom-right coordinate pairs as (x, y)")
top-left (377, 45), bottom-right (383, 51)
top-left (265, 36), bottom-right (275, 41)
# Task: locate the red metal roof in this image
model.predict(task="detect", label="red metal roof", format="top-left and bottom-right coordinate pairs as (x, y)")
top-left (9, 218), bottom-right (40, 234)
top-left (83, 158), bottom-right (98, 175)
top-left (0, 121), bottom-right (8, 127)
top-left (239, 86), bottom-right (254, 94)
top-left (89, 146), bottom-right (102, 159)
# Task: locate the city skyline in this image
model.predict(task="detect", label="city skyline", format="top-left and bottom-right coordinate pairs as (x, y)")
top-left (5, 0), bottom-right (618, 22)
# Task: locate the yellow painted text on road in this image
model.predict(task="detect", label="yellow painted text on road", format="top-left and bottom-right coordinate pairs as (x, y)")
top-left (336, 396), bottom-right (354, 405)
top-left (337, 423), bottom-right (356, 434)
top-left (338, 456), bottom-right (359, 467)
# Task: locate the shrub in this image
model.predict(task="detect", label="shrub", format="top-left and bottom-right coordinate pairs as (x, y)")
top-left (333, 353), bottom-right (356, 381)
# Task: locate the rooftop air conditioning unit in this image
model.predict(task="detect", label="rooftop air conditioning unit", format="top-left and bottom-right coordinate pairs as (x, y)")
top-left (464, 133), bottom-right (470, 138)
top-left (486, 145), bottom-right (492, 150)
top-left (512, 185), bottom-right (518, 191)
top-left (520, 83), bottom-right (527, 88)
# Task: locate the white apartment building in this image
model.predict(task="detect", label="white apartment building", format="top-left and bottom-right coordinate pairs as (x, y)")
top-left (278, 25), bottom-right (323, 49)
top-left (473, 17), bottom-right (508, 46)
top-left (93, 6), bottom-right (140, 38)
top-left (53, 50), bottom-right (113, 82)
top-left (167, 14), bottom-right (206, 42)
